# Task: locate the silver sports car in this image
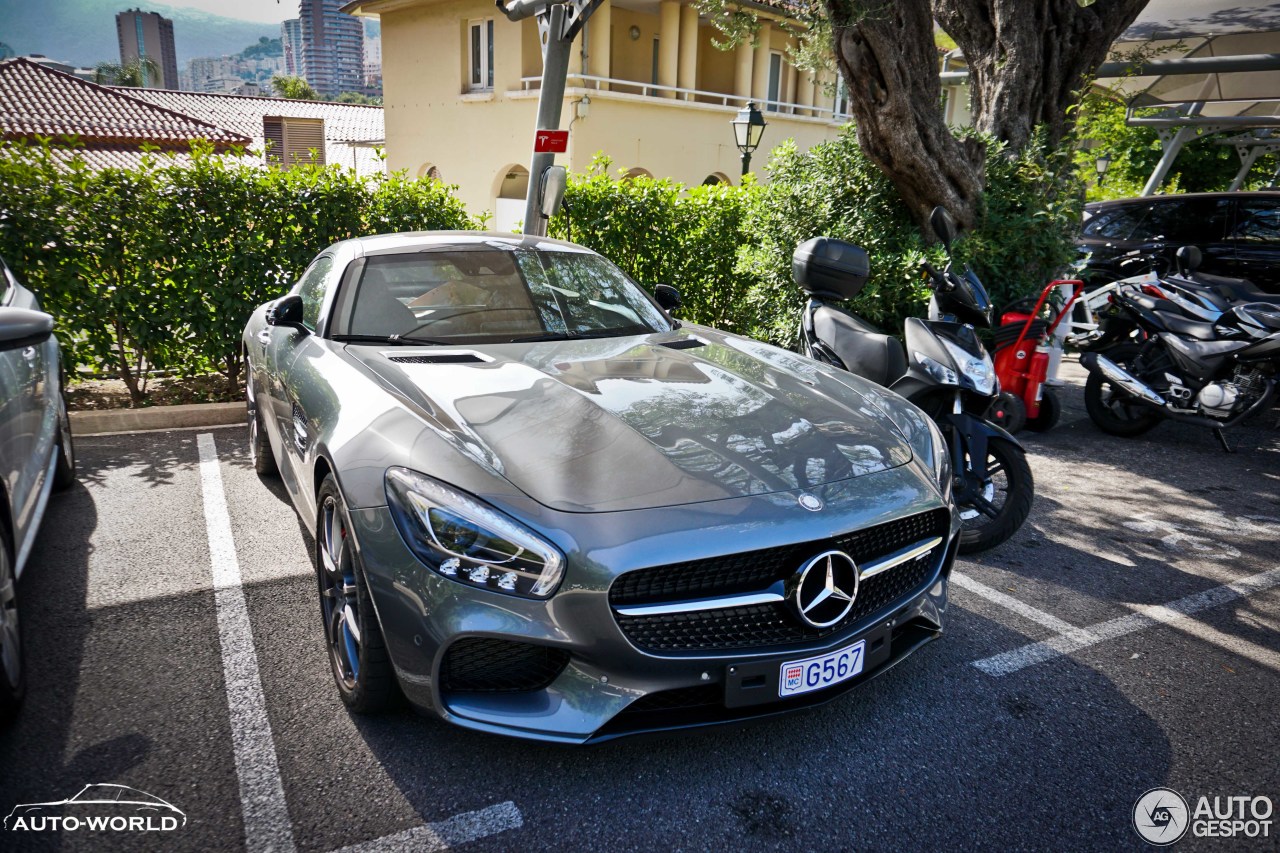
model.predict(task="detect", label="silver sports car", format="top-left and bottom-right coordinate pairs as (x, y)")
top-left (243, 233), bottom-right (959, 743)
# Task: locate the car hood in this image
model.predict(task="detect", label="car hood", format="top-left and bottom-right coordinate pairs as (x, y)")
top-left (342, 329), bottom-right (913, 513)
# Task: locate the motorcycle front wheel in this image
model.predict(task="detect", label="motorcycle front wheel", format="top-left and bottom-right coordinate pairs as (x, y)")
top-left (958, 437), bottom-right (1034, 554)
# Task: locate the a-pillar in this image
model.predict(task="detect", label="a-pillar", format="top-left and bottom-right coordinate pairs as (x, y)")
top-left (658, 0), bottom-right (680, 97)
top-left (751, 20), bottom-right (772, 104)
top-left (677, 3), bottom-right (698, 99)
top-left (586, 0), bottom-right (611, 90)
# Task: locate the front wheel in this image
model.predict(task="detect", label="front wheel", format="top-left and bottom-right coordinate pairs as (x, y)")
top-left (246, 379), bottom-right (278, 477)
top-left (52, 391), bottom-right (75, 491)
top-left (0, 529), bottom-right (23, 721)
top-left (957, 437), bottom-right (1034, 554)
top-left (315, 475), bottom-right (397, 713)
top-left (1084, 344), bottom-right (1162, 437)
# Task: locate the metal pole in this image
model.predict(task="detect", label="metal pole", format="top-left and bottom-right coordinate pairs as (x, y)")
top-left (1228, 145), bottom-right (1264, 192)
top-left (740, 150), bottom-right (751, 177)
top-left (1141, 125), bottom-right (1196, 197)
top-left (523, 4), bottom-right (571, 237)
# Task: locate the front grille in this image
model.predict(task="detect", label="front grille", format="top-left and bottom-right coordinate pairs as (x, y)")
top-left (611, 509), bottom-right (948, 653)
top-left (610, 508), bottom-right (948, 606)
top-left (439, 638), bottom-right (570, 693)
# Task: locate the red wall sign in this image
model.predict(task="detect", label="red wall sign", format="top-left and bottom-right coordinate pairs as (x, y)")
top-left (533, 130), bottom-right (569, 153)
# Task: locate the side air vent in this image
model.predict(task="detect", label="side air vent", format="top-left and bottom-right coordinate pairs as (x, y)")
top-left (659, 338), bottom-right (706, 351)
top-left (388, 353), bottom-right (485, 365)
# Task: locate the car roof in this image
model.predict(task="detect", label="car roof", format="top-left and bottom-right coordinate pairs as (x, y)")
top-left (332, 231), bottom-right (596, 257)
top-left (1085, 190), bottom-right (1280, 211)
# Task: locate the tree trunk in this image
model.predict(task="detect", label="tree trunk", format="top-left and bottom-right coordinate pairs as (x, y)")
top-left (825, 0), bottom-right (986, 230)
top-left (933, 0), bottom-right (1149, 151)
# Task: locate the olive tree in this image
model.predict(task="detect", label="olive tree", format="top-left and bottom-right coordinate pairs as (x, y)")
top-left (710, 0), bottom-right (1150, 229)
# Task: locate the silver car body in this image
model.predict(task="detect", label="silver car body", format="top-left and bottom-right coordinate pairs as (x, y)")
top-left (244, 233), bottom-right (960, 742)
top-left (0, 259), bottom-right (67, 579)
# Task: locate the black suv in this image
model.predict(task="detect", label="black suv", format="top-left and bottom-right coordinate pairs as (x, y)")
top-left (1077, 191), bottom-right (1280, 292)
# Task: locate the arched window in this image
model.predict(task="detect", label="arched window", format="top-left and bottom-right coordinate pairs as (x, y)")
top-left (418, 163), bottom-right (442, 181)
top-left (702, 173), bottom-right (731, 186)
top-left (621, 167), bottom-right (652, 181)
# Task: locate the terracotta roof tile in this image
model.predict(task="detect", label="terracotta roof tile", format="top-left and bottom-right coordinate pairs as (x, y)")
top-left (0, 58), bottom-right (250, 149)
top-left (122, 89), bottom-right (384, 145)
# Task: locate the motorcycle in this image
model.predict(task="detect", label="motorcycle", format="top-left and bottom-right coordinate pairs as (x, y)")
top-left (795, 207), bottom-right (1034, 554)
top-left (1080, 279), bottom-right (1280, 452)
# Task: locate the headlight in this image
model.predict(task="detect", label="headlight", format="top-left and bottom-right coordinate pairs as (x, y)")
top-left (939, 337), bottom-right (996, 396)
top-left (914, 351), bottom-right (958, 386)
top-left (385, 467), bottom-right (565, 599)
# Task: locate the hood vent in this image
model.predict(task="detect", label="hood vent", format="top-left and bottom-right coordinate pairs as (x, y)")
top-left (388, 353), bottom-right (486, 365)
top-left (659, 338), bottom-right (706, 351)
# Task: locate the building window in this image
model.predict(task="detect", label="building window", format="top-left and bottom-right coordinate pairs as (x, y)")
top-left (264, 117), bottom-right (326, 169)
top-left (469, 19), bottom-right (494, 91)
top-left (834, 76), bottom-right (850, 118)
top-left (766, 52), bottom-right (782, 112)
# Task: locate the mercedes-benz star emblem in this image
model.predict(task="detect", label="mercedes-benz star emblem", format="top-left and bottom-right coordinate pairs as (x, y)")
top-left (798, 494), bottom-right (823, 511)
top-left (791, 550), bottom-right (859, 628)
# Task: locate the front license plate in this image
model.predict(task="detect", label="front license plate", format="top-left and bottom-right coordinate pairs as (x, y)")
top-left (779, 640), bottom-right (866, 698)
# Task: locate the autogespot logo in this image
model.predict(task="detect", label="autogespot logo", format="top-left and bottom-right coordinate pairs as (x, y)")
top-left (4, 784), bottom-right (186, 834)
top-left (1133, 788), bottom-right (1190, 846)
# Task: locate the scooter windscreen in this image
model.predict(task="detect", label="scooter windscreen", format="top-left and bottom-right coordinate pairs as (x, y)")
top-left (936, 268), bottom-right (994, 328)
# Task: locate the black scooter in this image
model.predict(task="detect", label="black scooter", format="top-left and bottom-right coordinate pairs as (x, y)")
top-left (795, 207), bottom-right (1034, 553)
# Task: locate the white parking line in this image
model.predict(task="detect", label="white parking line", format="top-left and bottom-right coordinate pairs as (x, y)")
top-left (199, 433), bottom-right (524, 853)
top-left (334, 802), bottom-right (524, 853)
top-left (198, 433), bottom-right (297, 853)
top-left (951, 572), bottom-right (1093, 638)
top-left (971, 566), bottom-right (1280, 677)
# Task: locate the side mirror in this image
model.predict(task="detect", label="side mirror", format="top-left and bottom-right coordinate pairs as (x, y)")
top-left (930, 206), bottom-right (957, 254)
top-left (266, 294), bottom-right (306, 330)
top-left (0, 307), bottom-right (53, 352)
top-left (653, 284), bottom-right (682, 312)
top-left (539, 165), bottom-right (568, 219)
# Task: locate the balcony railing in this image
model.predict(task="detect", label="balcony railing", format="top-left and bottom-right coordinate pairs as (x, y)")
top-left (515, 74), bottom-right (853, 122)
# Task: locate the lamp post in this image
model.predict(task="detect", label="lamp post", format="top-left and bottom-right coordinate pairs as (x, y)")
top-left (731, 102), bottom-right (767, 178)
top-left (1095, 152), bottom-right (1112, 179)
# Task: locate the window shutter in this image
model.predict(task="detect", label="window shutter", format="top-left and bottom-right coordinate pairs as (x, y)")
top-left (284, 118), bottom-right (326, 167)
top-left (263, 117), bottom-right (284, 166)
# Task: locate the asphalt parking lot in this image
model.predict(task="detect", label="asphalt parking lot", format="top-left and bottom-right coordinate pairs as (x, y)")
top-left (2, 360), bottom-right (1278, 852)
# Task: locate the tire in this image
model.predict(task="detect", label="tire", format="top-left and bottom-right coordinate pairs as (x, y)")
top-left (1084, 344), bottom-right (1162, 437)
top-left (0, 527), bottom-right (23, 722)
top-left (987, 392), bottom-right (1027, 434)
top-left (52, 391), bottom-right (75, 491)
top-left (1024, 386), bottom-right (1062, 433)
top-left (246, 380), bottom-right (278, 477)
top-left (315, 475), bottom-right (398, 713)
top-left (958, 437), bottom-right (1034, 554)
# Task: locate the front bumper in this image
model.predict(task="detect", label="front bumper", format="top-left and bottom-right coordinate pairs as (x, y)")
top-left (350, 470), bottom-right (959, 744)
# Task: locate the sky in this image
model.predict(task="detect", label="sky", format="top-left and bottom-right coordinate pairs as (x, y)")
top-left (161, 0), bottom-right (298, 24)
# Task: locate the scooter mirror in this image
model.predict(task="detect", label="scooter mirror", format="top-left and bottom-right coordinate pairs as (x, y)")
top-left (930, 207), bottom-right (957, 253)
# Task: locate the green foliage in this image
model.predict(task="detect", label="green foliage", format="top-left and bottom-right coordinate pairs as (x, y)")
top-left (549, 156), bottom-right (763, 333)
top-left (1074, 93), bottom-right (1279, 201)
top-left (271, 75), bottom-right (320, 101)
top-left (240, 37), bottom-right (283, 60)
top-left (93, 57), bottom-right (159, 88)
top-left (554, 129), bottom-right (1082, 348)
top-left (0, 140), bottom-right (473, 402)
top-left (336, 91), bottom-right (383, 105)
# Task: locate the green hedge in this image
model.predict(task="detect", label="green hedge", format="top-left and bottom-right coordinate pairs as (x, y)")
top-left (1, 127), bottom-right (1081, 403)
top-left (0, 140), bottom-right (472, 401)
top-left (553, 128), bottom-right (1083, 347)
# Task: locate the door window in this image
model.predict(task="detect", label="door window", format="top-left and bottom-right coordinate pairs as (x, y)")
top-left (297, 255), bottom-right (335, 331)
top-left (1128, 197), bottom-right (1231, 244)
top-left (1230, 199), bottom-right (1280, 244)
top-left (1081, 205), bottom-right (1149, 241)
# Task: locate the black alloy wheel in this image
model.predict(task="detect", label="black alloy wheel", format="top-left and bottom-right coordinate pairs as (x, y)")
top-left (0, 527), bottom-right (23, 720)
top-left (315, 475), bottom-right (396, 712)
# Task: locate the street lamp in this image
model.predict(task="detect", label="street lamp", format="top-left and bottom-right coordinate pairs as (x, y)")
top-left (731, 102), bottom-right (767, 177)
top-left (1095, 152), bottom-right (1112, 178)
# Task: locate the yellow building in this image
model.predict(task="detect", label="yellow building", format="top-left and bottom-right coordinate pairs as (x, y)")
top-left (342, 0), bottom-right (856, 229)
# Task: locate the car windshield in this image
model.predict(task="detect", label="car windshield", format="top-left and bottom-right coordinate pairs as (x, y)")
top-left (336, 247), bottom-right (671, 343)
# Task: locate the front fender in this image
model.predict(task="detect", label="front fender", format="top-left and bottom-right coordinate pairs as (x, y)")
top-left (940, 410), bottom-right (1021, 479)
